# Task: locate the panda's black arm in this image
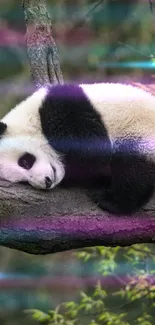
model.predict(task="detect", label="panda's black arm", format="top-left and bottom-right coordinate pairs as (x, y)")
top-left (0, 180), bottom-right (155, 255)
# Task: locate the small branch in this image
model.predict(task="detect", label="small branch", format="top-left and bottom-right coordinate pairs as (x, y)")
top-left (0, 180), bottom-right (155, 255)
top-left (70, 0), bottom-right (105, 31)
top-left (22, 0), bottom-right (63, 88)
top-left (149, 0), bottom-right (153, 13)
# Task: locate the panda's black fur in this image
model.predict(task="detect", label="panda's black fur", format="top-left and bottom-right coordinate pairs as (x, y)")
top-left (39, 84), bottom-right (112, 187)
top-left (38, 84), bottom-right (155, 215)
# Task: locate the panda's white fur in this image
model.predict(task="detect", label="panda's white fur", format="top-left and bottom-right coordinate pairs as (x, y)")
top-left (0, 82), bottom-right (155, 215)
top-left (81, 83), bottom-right (155, 140)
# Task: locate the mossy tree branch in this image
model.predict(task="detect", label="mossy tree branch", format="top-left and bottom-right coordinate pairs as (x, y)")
top-left (0, 180), bottom-right (155, 255)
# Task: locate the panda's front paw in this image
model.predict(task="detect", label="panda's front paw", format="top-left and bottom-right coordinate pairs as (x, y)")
top-left (45, 176), bottom-right (53, 189)
top-left (48, 162), bottom-right (65, 189)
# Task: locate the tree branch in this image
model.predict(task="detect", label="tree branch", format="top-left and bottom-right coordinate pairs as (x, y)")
top-left (22, 0), bottom-right (63, 87)
top-left (0, 180), bottom-right (155, 255)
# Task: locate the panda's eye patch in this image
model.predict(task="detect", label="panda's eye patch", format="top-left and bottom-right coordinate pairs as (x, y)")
top-left (18, 153), bottom-right (36, 170)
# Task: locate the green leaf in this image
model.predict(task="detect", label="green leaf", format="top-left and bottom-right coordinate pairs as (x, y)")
top-left (25, 309), bottom-right (50, 322)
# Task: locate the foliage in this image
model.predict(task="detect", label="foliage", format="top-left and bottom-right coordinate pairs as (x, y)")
top-left (27, 244), bottom-right (155, 325)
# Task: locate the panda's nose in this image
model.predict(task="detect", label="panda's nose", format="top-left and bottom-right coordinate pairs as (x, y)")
top-left (45, 176), bottom-right (52, 189)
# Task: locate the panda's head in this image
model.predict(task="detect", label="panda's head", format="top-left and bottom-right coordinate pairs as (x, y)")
top-left (0, 88), bottom-right (65, 190)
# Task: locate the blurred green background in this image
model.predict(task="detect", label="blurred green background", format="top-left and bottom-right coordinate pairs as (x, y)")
top-left (0, 1), bottom-right (155, 325)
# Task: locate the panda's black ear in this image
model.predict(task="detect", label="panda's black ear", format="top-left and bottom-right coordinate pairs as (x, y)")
top-left (0, 122), bottom-right (7, 136)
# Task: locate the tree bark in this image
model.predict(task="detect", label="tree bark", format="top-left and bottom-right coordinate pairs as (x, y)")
top-left (0, 180), bottom-right (155, 255)
top-left (22, 0), bottom-right (63, 87)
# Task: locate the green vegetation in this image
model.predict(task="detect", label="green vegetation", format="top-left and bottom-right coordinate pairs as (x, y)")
top-left (28, 244), bottom-right (155, 325)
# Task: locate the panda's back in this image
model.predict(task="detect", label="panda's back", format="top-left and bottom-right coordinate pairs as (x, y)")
top-left (80, 82), bottom-right (155, 140)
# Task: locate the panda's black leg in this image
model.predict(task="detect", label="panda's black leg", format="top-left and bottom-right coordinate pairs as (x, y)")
top-left (90, 188), bottom-right (123, 214)
top-left (91, 139), bottom-right (155, 215)
top-left (91, 181), bottom-right (154, 215)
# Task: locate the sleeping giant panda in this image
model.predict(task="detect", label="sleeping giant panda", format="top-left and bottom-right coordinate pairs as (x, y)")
top-left (0, 82), bottom-right (155, 215)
